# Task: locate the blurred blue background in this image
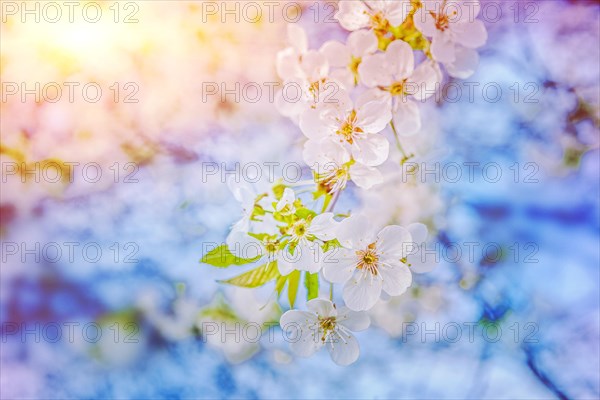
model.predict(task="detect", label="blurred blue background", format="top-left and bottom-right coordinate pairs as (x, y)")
top-left (1, 0), bottom-right (598, 398)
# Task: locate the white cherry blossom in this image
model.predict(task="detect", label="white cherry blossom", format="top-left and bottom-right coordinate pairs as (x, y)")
top-left (276, 24), bottom-right (309, 81)
top-left (300, 90), bottom-right (391, 167)
top-left (279, 298), bottom-right (370, 365)
top-left (275, 49), bottom-right (334, 118)
top-left (414, 0), bottom-right (487, 78)
top-left (404, 222), bottom-right (437, 273)
top-left (320, 29), bottom-right (379, 87)
top-left (226, 211), bottom-right (337, 276)
top-left (276, 187), bottom-right (296, 214)
top-left (442, 45), bottom-right (480, 79)
top-left (278, 194), bottom-right (339, 274)
top-left (323, 214), bottom-right (414, 311)
top-left (226, 177), bottom-right (277, 240)
top-left (226, 229), bottom-right (281, 264)
top-left (303, 138), bottom-right (384, 191)
top-left (336, 0), bottom-right (412, 32)
top-left (359, 40), bottom-right (442, 135)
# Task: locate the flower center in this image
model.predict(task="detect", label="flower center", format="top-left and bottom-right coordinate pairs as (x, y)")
top-left (435, 13), bottom-right (450, 31)
top-left (264, 239), bottom-right (278, 254)
top-left (292, 220), bottom-right (308, 239)
top-left (318, 316), bottom-right (337, 342)
top-left (349, 56), bottom-right (361, 85)
top-left (336, 110), bottom-right (363, 144)
top-left (356, 242), bottom-right (379, 275)
top-left (430, 8), bottom-right (457, 32)
top-left (317, 163), bottom-right (350, 194)
top-left (308, 78), bottom-right (327, 106)
top-left (369, 11), bottom-right (390, 34)
top-left (389, 79), bottom-right (408, 96)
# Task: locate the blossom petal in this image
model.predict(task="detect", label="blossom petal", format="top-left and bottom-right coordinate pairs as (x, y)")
top-left (226, 230), bottom-right (263, 259)
top-left (285, 242), bottom-right (323, 273)
top-left (343, 273), bottom-right (382, 311)
top-left (386, 40), bottom-right (415, 80)
top-left (392, 99), bottom-right (421, 136)
top-left (299, 107), bottom-right (334, 140)
top-left (409, 245), bottom-right (438, 274)
top-left (277, 255), bottom-right (296, 276)
top-left (347, 29), bottom-right (378, 57)
top-left (377, 225), bottom-right (413, 259)
top-left (383, 0), bottom-right (412, 26)
top-left (276, 187), bottom-right (296, 211)
top-left (431, 32), bottom-right (457, 63)
top-left (407, 223), bottom-right (428, 244)
top-left (379, 264), bottom-right (412, 296)
top-left (355, 96), bottom-right (392, 133)
top-left (337, 307), bottom-right (371, 331)
top-left (306, 298), bottom-right (336, 318)
top-left (227, 178), bottom-right (255, 206)
top-left (275, 86), bottom-right (305, 118)
top-left (309, 212), bottom-right (338, 241)
top-left (351, 134), bottom-right (390, 167)
top-left (280, 310), bottom-right (321, 357)
top-left (411, 61), bottom-right (442, 102)
top-left (287, 24), bottom-right (308, 54)
top-left (413, 6), bottom-right (437, 37)
top-left (453, 20), bottom-right (488, 49)
top-left (280, 309), bottom-right (317, 329)
top-left (322, 248), bottom-right (357, 284)
top-left (301, 50), bottom-right (329, 81)
top-left (276, 48), bottom-right (302, 81)
top-left (335, 1), bottom-right (371, 31)
top-left (327, 331), bottom-right (360, 366)
top-left (358, 53), bottom-right (392, 87)
top-left (228, 217), bottom-right (250, 239)
top-left (303, 139), bottom-right (350, 171)
top-left (444, 46), bottom-right (479, 79)
top-left (330, 68), bottom-right (356, 90)
top-left (320, 40), bottom-right (351, 67)
top-left (336, 214), bottom-right (376, 249)
top-left (349, 163), bottom-right (383, 189)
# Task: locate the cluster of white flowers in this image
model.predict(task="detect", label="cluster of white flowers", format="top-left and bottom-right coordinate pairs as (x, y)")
top-left (203, 0), bottom-right (488, 366)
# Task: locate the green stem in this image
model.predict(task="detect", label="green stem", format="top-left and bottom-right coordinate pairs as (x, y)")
top-left (390, 120), bottom-right (410, 160)
top-left (318, 187), bottom-right (342, 303)
top-left (329, 283), bottom-right (333, 301)
top-left (320, 188), bottom-right (341, 214)
top-left (325, 190), bottom-right (340, 213)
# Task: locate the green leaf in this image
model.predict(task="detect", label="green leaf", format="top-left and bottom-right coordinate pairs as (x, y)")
top-left (287, 270), bottom-right (301, 308)
top-left (200, 244), bottom-right (259, 268)
top-left (219, 261), bottom-right (280, 288)
top-left (295, 207), bottom-right (316, 220)
top-left (247, 232), bottom-right (269, 241)
top-left (272, 183), bottom-right (286, 200)
top-left (199, 294), bottom-right (238, 322)
top-left (322, 239), bottom-right (341, 252)
top-left (305, 272), bottom-right (319, 301)
top-left (275, 274), bottom-right (288, 297)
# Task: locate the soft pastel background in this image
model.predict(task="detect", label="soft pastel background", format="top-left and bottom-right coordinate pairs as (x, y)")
top-left (1, 1), bottom-right (599, 399)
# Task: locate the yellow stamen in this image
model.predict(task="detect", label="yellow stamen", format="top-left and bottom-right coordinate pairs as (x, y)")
top-left (356, 242), bottom-right (380, 275)
top-left (336, 110), bottom-right (364, 144)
